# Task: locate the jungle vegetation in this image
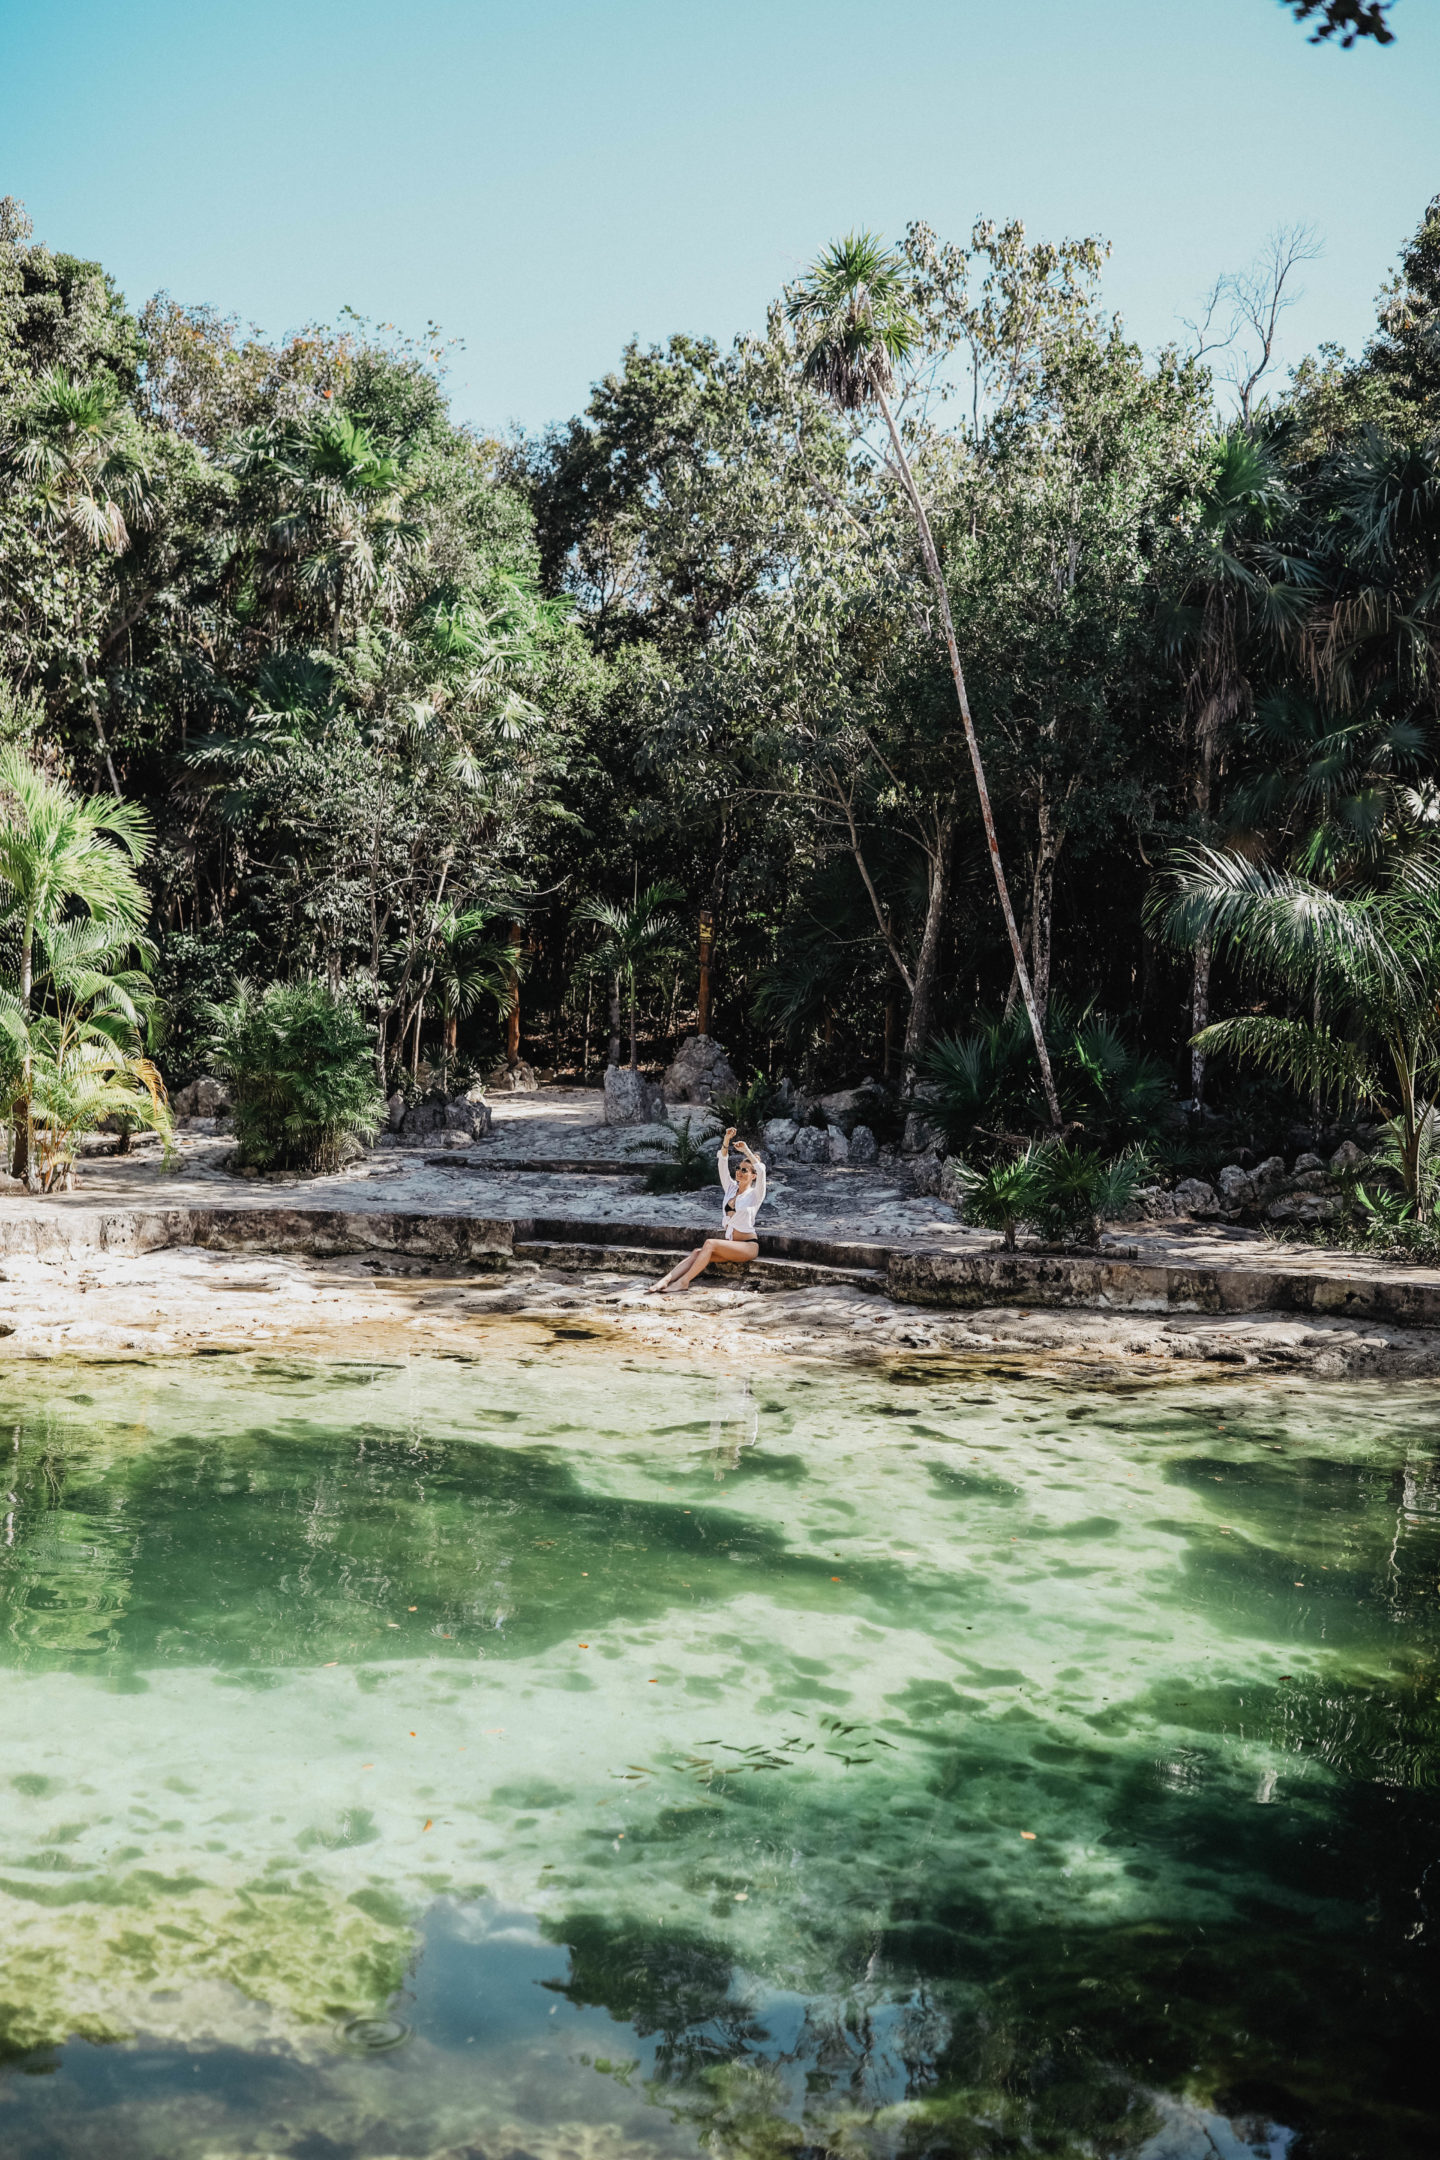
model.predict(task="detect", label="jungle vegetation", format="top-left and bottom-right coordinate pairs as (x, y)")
top-left (0, 184), bottom-right (1438, 1189)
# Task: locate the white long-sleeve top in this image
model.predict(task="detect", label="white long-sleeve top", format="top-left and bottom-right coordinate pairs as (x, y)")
top-left (718, 1145), bottom-right (767, 1240)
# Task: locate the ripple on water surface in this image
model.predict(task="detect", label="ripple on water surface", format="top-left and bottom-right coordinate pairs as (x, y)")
top-left (0, 1347), bottom-right (1437, 2159)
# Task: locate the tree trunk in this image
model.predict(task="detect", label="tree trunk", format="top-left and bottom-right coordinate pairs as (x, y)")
top-left (628, 973), bottom-right (639, 1069)
top-left (1030, 797), bottom-right (1063, 1030)
top-left (872, 381), bottom-right (1061, 1128)
top-left (902, 806), bottom-right (956, 1072)
top-left (607, 975), bottom-right (622, 1068)
top-left (1189, 937), bottom-right (1212, 1107)
top-left (12, 909), bottom-right (35, 1182)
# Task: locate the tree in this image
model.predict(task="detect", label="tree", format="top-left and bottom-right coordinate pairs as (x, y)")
top-left (0, 749), bottom-right (151, 1179)
top-left (0, 915), bottom-right (170, 1190)
top-left (1160, 422), bottom-right (1310, 1103)
top-left (1150, 843), bottom-right (1440, 1209)
top-left (207, 978), bottom-right (384, 1173)
top-left (576, 886), bottom-right (683, 1070)
top-left (786, 233), bottom-right (1062, 1121)
top-left (1282, 2), bottom-right (1394, 47)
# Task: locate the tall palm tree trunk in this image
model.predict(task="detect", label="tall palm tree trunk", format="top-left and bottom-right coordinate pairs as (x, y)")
top-left (871, 381), bottom-right (1062, 1127)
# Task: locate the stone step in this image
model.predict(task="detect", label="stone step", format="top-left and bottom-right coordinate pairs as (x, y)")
top-left (424, 1156), bottom-right (649, 1176)
top-left (512, 1240), bottom-right (885, 1292)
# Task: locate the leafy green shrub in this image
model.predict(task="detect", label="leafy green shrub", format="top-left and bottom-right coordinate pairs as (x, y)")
top-left (207, 979), bottom-right (384, 1173)
top-left (948, 1142), bottom-right (1151, 1250)
top-left (1031, 1143), bottom-right (1152, 1248)
top-left (643, 1120), bottom-right (716, 1194)
top-left (711, 1074), bottom-right (778, 1138)
top-left (945, 1149), bottom-right (1048, 1250)
top-left (924, 1001), bottom-right (1174, 1159)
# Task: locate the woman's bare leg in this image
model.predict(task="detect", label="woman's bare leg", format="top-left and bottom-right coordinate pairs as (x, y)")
top-left (651, 1245), bottom-right (702, 1292)
top-left (670, 1239), bottom-right (757, 1292)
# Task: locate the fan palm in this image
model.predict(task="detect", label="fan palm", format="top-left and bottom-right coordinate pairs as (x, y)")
top-left (1150, 843), bottom-right (1440, 1211)
top-left (0, 914), bottom-right (169, 1191)
top-left (0, 751), bottom-right (153, 1180)
top-left (230, 410), bottom-right (424, 643)
top-left (576, 885), bottom-right (684, 1070)
top-left (1158, 423), bottom-right (1313, 1103)
top-left (429, 907), bottom-right (524, 1088)
top-left (2, 368), bottom-right (154, 556)
top-left (1231, 686), bottom-right (1433, 879)
top-left (786, 233), bottom-right (1060, 1125)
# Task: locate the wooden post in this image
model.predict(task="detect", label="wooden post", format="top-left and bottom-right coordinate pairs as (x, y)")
top-left (698, 908), bottom-right (714, 1038)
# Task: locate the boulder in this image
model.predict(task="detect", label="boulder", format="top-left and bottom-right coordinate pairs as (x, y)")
top-left (908, 1153), bottom-right (944, 1197)
top-left (902, 1109), bottom-right (944, 1156)
top-left (1135, 1184), bottom-right (1179, 1219)
top-left (825, 1123), bottom-right (850, 1164)
top-left (1329, 1139), bottom-right (1368, 1173)
top-left (386, 1090), bottom-right (407, 1133)
top-left (1266, 1192), bottom-right (1341, 1226)
top-left (604, 1065), bottom-right (666, 1126)
top-left (488, 1060), bottom-right (540, 1094)
top-left (818, 1083), bottom-right (885, 1136)
top-left (790, 1124), bottom-right (831, 1165)
top-left (443, 1098), bottom-right (492, 1138)
top-left (939, 1156), bottom-right (969, 1210)
top-left (662, 1035), bottom-right (738, 1105)
top-left (1293, 1151), bottom-right (1325, 1174)
top-left (1252, 1154), bottom-right (1286, 1188)
top-left (171, 1075), bottom-right (232, 1119)
top-left (848, 1123), bottom-right (878, 1166)
top-left (761, 1117), bottom-right (800, 1158)
top-left (1172, 1177), bottom-right (1220, 1217)
top-left (1216, 1164), bottom-right (1253, 1204)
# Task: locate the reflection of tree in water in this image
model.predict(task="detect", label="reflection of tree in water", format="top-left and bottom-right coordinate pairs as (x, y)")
top-left (710, 1373), bottom-right (759, 1480)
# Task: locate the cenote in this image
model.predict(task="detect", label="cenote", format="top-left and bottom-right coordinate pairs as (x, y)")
top-left (0, 1345), bottom-right (1437, 2160)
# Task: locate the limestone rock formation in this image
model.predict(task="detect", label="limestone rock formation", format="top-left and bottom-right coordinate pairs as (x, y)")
top-left (662, 1035), bottom-right (738, 1105)
top-left (171, 1076), bottom-right (232, 1120)
top-left (847, 1123), bottom-right (879, 1165)
top-left (487, 1060), bottom-right (540, 1093)
top-left (604, 1065), bottom-right (666, 1125)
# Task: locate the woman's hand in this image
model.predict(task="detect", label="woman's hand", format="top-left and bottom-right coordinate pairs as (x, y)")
top-left (722, 1126), bottom-right (737, 1144)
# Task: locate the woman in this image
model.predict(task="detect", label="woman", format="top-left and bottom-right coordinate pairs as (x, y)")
top-left (651, 1126), bottom-right (767, 1293)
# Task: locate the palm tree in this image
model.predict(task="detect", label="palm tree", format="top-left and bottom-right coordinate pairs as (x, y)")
top-left (1, 369), bottom-right (156, 789)
top-left (230, 410), bottom-right (424, 645)
top-left (429, 907), bottom-right (524, 1088)
top-left (576, 886), bottom-right (683, 1071)
top-left (0, 751), bottom-right (152, 1181)
top-left (1231, 685), bottom-right (1433, 880)
top-left (0, 914), bottom-right (169, 1191)
top-left (1149, 843), bottom-right (1440, 1211)
top-left (3, 368), bottom-right (154, 557)
top-left (786, 233), bottom-right (1061, 1125)
top-left (1161, 424), bottom-right (1311, 1104)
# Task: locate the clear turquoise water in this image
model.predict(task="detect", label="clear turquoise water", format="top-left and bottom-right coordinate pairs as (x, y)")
top-left (0, 1343), bottom-right (1436, 2160)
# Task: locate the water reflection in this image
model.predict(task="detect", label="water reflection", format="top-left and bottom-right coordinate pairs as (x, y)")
top-left (0, 1353), bottom-right (1434, 2157)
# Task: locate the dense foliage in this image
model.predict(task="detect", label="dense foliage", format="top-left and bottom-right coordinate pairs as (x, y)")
top-left (1, 184), bottom-right (1438, 1198)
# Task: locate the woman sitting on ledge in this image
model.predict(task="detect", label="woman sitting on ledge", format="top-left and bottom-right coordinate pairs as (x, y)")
top-left (651, 1127), bottom-right (766, 1293)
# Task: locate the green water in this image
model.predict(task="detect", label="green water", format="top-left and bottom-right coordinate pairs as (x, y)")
top-left (0, 1344), bottom-right (1437, 2160)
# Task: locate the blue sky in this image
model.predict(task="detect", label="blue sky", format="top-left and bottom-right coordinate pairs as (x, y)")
top-left (2, 0), bottom-right (1435, 434)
